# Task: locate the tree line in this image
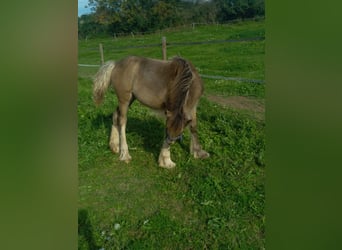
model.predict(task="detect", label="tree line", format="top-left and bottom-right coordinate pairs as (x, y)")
top-left (78, 0), bottom-right (264, 38)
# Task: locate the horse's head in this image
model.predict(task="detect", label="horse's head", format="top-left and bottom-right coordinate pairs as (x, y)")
top-left (165, 57), bottom-right (202, 143)
top-left (165, 110), bottom-right (192, 143)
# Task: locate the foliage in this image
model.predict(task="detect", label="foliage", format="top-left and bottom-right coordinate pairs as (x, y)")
top-left (78, 14), bottom-right (108, 39)
top-left (214, 0), bottom-right (265, 22)
top-left (79, 0), bottom-right (264, 37)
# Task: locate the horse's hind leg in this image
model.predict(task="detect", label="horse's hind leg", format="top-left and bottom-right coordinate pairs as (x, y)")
top-left (109, 108), bottom-right (120, 154)
top-left (189, 109), bottom-right (210, 159)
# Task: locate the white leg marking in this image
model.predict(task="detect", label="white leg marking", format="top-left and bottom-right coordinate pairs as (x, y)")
top-left (158, 141), bottom-right (176, 168)
top-left (119, 124), bottom-right (132, 162)
top-left (109, 125), bottom-right (120, 153)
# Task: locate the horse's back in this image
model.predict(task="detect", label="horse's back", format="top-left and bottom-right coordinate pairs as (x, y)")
top-left (111, 55), bottom-right (203, 111)
top-left (112, 56), bottom-right (171, 110)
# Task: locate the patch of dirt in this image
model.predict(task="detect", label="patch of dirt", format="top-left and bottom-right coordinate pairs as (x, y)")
top-left (206, 94), bottom-right (265, 120)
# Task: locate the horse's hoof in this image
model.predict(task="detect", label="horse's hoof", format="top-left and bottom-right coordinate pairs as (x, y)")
top-left (159, 159), bottom-right (176, 169)
top-left (110, 143), bottom-right (119, 154)
top-left (119, 153), bottom-right (132, 163)
top-left (194, 150), bottom-right (210, 159)
top-left (111, 148), bottom-right (120, 154)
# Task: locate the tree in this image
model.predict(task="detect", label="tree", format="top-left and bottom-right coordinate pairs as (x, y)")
top-left (119, 0), bottom-right (154, 32)
top-left (78, 14), bottom-right (108, 38)
top-left (88, 0), bottom-right (122, 25)
top-left (194, 1), bottom-right (217, 23)
top-left (151, 1), bottom-right (180, 29)
top-left (214, 0), bottom-right (264, 22)
top-left (86, 0), bottom-right (182, 34)
top-left (79, 0), bottom-right (264, 37)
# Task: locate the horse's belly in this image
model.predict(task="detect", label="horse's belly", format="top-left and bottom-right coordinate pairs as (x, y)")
top-left (134, 90), bottom-right (166, 110)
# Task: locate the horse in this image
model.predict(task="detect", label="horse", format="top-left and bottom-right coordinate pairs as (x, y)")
top-left (93, 56), bottom-right (209, 168)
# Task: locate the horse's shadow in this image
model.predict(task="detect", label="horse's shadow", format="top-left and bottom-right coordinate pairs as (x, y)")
top-left (126, 115), bottom-right (165, 158)
top-left (91, 112), bottom-right (167, 161)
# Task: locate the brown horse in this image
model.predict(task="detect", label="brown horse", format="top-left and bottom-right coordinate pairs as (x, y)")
top-left (93, 56), bottom-right (209, 168)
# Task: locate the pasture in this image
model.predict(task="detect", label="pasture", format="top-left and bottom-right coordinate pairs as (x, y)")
top-left (78, 20), bottom-right (265, 249)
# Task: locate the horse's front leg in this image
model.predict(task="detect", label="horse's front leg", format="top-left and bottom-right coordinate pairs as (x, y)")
top-left (158, 140), bottom-right (176, 169)
top-left (109, 108), bottom-right (120, 154)
top-left (119, 123), bottom-right (131, 163)
top-left (117, 103), bottom-right (132, 163)
top-left (189, 111), bottom-right (209, 159)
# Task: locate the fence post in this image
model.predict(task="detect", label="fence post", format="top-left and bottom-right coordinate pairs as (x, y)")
top-left (99, 43), bottom-right (104, 65)
top-left (162, 36), bottom-right (167, 61)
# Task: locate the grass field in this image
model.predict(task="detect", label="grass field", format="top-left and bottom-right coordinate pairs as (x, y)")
top-left (78, 20), bottom-right (265, 249)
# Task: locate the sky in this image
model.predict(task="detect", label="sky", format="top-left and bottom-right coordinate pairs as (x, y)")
top-left (78, 0), bottom-right (92, 16)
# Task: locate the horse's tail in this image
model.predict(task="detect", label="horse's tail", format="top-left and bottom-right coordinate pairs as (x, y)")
top-left (93, 61), bottom-right (116, 105)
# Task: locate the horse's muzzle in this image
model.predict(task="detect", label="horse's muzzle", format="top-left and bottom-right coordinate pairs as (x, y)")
top-left (166, 133), bottom-right (183, 144)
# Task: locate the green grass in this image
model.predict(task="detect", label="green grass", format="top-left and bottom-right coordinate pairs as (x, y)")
top-left (78, 20), bottom-right (265, 249)
top-left (204, 78), bottom-right (265, 98)
top-left (78, 20), bottom-right (264, 80)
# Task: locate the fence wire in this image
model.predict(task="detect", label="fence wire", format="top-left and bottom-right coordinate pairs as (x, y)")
top-left (78, 64), bottom-right (264, 84)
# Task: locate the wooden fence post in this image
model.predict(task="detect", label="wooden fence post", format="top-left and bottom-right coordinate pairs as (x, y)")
top-left (99, 43), bottom-right (104, 65)
top-left (162, 36), bottom-right (167, 61)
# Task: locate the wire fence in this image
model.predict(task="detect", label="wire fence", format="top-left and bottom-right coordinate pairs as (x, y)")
top-left (80, 36), bottom-right (264, 53)
top-left (80, 17), bottom-right (265, 40)
top-left (78, 63), bottom-right (264, 84)
top-left (79, 26), bottom-right (265, 84)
